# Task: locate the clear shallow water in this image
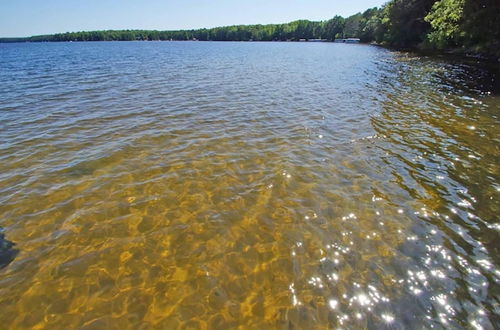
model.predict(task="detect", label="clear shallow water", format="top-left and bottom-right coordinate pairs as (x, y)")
top-left (0, 41), bottom-right (499, 329)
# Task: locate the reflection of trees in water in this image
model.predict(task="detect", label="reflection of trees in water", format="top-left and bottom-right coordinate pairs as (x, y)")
top-left (0, 230), bottom-right (18, 269)
top-left (430, 60), bottom-right (500, 96)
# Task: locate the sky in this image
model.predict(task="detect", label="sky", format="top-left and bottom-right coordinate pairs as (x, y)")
top-left (0, 0), bottom-right (387, 37)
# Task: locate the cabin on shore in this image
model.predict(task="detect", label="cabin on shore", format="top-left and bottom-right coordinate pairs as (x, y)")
top-left (334, 38), bottom-right (360, 43)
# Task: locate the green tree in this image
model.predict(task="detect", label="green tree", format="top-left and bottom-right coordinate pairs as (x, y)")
top-left (461, 0), bottom-right (500, 55)
top-left (425, 0), bottom-right (465, 48)
top-left (358, 8), bottom-right (383, 42)
top-left (344, 13), bottom-right (362, 38)
top-left (381, 0), bottom-right (438, 47)
top-left (323, 16), bottom-right (345, 40)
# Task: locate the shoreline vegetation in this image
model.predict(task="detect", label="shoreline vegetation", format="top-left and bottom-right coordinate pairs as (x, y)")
top-left (1, 0), bottom-right (499, 61)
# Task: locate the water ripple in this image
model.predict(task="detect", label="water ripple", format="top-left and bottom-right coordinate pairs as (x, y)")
top-left (0, 41), bottom-right (498, 328)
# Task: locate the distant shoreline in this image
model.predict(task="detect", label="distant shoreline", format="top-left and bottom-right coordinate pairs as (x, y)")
top-left (2, 0), bottom-right (498, 62)
top-left (2, 39), bottom-right (497, 65)
top-left (0, 39), bottom-right (357, 43)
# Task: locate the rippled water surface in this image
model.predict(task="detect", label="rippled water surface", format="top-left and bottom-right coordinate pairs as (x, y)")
top-left (0, 41), bottom-right (499, 329)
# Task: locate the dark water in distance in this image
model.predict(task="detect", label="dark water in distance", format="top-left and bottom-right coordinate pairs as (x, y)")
top-left (0, 41), bottom-right (499, 329)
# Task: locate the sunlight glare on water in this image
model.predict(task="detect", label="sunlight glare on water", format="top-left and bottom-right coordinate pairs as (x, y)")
top-left (0, 41), bottom-right (499, 328)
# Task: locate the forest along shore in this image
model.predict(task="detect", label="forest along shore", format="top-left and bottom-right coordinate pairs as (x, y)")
top-left (1, 0), bottom-right (499, 60)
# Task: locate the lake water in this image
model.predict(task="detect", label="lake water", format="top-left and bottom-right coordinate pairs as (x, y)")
top-left (0, 41), bottom-right (499, 329)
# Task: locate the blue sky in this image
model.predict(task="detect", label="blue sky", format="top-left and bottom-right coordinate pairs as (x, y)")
top-left (0, 0), bottom-right (387, 37)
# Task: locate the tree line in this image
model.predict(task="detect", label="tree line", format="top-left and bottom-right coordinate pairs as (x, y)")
top-left (1, 0), bottom-right (498, 57)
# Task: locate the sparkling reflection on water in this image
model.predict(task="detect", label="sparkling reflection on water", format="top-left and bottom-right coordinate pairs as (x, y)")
top-left (0, 42), bottom-right (499, 329)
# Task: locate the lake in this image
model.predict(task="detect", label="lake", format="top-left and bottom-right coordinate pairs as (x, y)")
top-left (0, 41), bottom-right (498, 329)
